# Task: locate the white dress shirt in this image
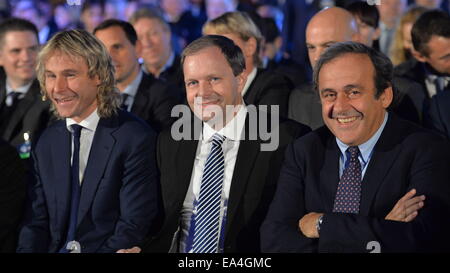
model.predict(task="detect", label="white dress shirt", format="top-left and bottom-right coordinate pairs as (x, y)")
top-left (179, 104), bottom-right (248, 253)
top-left (336, 112), bottom-right (388, 178)
top-left (5, 79), bottom-right (33, 105)
top-left (121, 70), bottom-right (143, 111)
top-left (66, 109), bottom-right (100, 184)
top-left (425, 75), bottom-right (450, 97)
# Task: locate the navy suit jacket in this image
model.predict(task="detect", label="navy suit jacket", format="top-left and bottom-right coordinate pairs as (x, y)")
top-left (424, 90), bottom-right (450, 139)
top-left (17, 110), bottom-right (159, 253)
top-left (261, 114), bottom-right (450, 252)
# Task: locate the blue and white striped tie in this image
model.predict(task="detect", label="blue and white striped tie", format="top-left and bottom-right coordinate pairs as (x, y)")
top-left (193, 133), bottom-right (226, 253)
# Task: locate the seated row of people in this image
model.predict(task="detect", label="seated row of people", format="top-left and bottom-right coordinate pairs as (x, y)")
top-left (11, 27), bottom-right (450, 253)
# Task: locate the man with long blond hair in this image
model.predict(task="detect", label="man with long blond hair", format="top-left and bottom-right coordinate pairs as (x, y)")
top-left (17, 29), bottom-right (160, 253)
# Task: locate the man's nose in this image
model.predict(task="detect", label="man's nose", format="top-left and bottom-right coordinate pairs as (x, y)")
top-left (333, 93), bottom-right (351, 113)
top-left (197, 81), bottom-right (213, 97)
top-left (54, 76), bottom-right (67, 92)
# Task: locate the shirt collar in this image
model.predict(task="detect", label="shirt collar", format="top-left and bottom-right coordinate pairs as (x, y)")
top-left (241, 68), bottom-right (257, 97)
top-left (202, 104), bottom-right (248, 142)
top-left (336, 112), bottom-right (389, 164)
top-left (6, 79), bottom-right (34, 96)
top-left (425, 67), bottom-right (450, 84)
top-left (66, 108), bottom-right (100, 133)
top-left (122, 70), bottom-right (143, 98)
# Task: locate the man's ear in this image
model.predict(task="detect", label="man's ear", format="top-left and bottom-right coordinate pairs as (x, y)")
top-left (236, 72), bottom-right (247, 94)
top-left (411, 48), bottom-right (427, 63)
top-left (94, 75), bottom-right (102, 86)
top-left (380, 85), bottom-right (394, 109)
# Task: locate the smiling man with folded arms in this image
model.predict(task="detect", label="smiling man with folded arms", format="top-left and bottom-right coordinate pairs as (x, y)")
top-left (261, 42), bottom-right (450, 253)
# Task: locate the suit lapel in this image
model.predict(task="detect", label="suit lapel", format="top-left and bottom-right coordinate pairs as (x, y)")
top-left (3, 81), bottom-right (40, 141)
top-left (77, 115), bottom-right (117, 226)
top-left (359, 115), bottom-right (401, 215)
top-left (243, 69), bottom-right (261, 104)
top-left (319, 133), bottom-right (341, 212)
top-left (52, 123), bottom-right (72, 231)
top-left (225, 113), bottom-right (261, 234)
top-left (173, 115), bottom-right (201, 203)
top-left (130, 74), bottom-right (150, 117)
top-left (174, 139), bottom-right (198, 204)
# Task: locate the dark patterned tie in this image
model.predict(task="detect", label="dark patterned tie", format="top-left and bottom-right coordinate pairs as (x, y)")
top-left (332, 146), bottom-right (362, 214)
top-left (60, 124), bottom-right (82, 253)
top-left (120, 93), bottom-right (130, 111)
top-left (192, 133), bottom-right (226, 253)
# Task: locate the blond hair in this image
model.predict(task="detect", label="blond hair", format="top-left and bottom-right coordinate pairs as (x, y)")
top-left (36, 29), bottom-right (120, 119)
top-left (203, 11), bottom-right (263, 67)
top-left (389, 6), bottom-right (428, 66)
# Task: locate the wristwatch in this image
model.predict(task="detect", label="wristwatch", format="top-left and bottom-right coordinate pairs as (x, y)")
top-left (316, 215), bottom-right (324, 235)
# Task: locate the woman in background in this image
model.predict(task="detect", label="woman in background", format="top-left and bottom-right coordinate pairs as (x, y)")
top-left (389, 5), bottom-right (428, 66)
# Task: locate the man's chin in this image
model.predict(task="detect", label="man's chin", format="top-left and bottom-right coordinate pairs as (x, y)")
top-left (194, 112), bottom-right (214, 122)
top-left (18, 75), bottom-right (35, 83)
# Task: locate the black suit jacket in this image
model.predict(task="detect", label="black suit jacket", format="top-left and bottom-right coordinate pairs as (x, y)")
top-left (0, 139), bottom-right (26, 252)
top-left (266, 57), bottom-right (310, 88)
top-left (0, 79), bottom-right (51, 148)
top-left (288, 82), bottom-right (323, 130)
top-left (143, 110), bottom-right (310, 252)
top-left (288, 79), bottom-right (421, 130)
top-left (261, 114), bottom-right (450, 252)
top-left (424, 90), bottom-right (450, 139)
top-left (159, 55), bottom-right (185, 91)
top-left (394, 59), bottom-right (431, 115)
top-left (131, 73), bottom-right (181, 132)
top-left (244, 69), bottom-right (293, 119)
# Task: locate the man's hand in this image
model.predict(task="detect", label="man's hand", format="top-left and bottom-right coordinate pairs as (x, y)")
top-left (116, 246), bottom-right (141, 253)
top-left (385, 189), bottom-right (425, 222)
top-left (299, 212), bottom-right (323, 238)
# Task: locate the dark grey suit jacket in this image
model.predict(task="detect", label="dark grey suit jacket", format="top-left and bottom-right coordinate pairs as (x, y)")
top-left (244, 69), bottom-right (293, 119)
top-left (0, 79), bottom-right (51, 148)
top-left (130, 73), bottom-right (181, 132)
